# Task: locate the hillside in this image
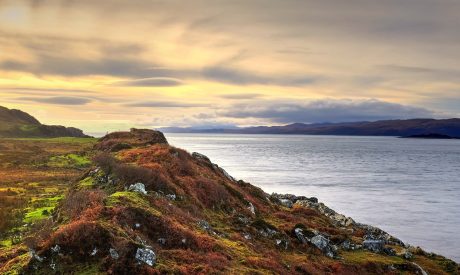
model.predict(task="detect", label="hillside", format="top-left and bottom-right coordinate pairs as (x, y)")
top-left (161, 118), bottom-right (460, 137)
top-left (0, 129), bottom-right (457, 274)
top-left (0, 106), bottom-right (89, 138)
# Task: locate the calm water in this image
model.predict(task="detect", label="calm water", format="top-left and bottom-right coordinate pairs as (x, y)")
top-left (165, 133), bottom-right (460, 262)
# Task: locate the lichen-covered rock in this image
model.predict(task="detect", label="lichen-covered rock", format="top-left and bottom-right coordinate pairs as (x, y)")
top-left (135, 248), bottom-right (156, 266)
top-left (247, 202), bottom-right (256, 215)
top-left (358, 223), bottom-right (404, 246)
top-left (109, 248), bottom-right (119, 260)
top-left (29, 249), bottom-right (44, 262)
top-left (279, 198), bottom-right (294, 208)
top-left (363, 239), bottom-right (385, 253)
top-left (311, 235), bottom-right (336, 258)
top-left (398, 249), bottom-right (414, 260)
top-left (275, 239), bottom-right (289, 250)
top-left (294, 228), bottom-right (336, 258)
top-left (294, 228), bottom-right (308, 244)
top-left (198, 220), bottom-right (212, 232)
top-left (165, 193), bottom-right (176, 200)
top-left (295, 199), bottom-right (355, 227)
top-left (50, 245), bottom-right (60, 253)
top-left (128, 182), bottom-right (147, 195)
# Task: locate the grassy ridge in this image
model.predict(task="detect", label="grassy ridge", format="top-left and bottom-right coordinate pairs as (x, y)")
top-left (0, 132), bottom-right (458, 274)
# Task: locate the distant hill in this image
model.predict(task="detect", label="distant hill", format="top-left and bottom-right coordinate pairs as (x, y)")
top-left (0, 106), bottom-right (90, 138)
top-left (160, 118), bottom-right (460, 137)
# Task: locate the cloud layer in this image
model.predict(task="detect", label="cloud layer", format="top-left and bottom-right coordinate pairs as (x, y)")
top-left (219, 99), bottom-right (435, 124)
top-left (0, 0), bottom-right (458, 132)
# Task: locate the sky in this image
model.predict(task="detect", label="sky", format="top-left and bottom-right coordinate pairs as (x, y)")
top-left (0, 0), bottom-right (459, 134)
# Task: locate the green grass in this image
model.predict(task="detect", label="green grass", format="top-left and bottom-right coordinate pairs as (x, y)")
top-left (106, 191), bottom-right (162, 216)
top-left (0, 239), bottom-right (12, 247)
top-left (78, 177), bottom-right (95, 188)
top-left (341, 250), bottom-right (405, 265)
top-left (19, 124), bottom-right (39, 132)
top-left (106, 191), bottom-right (149, 207)
top-left (23, 206), bottom-right (55, 223)
top-left (7, 137), bottom-right (97, 144)
top-left (48, 153), bottom-right (91, 168)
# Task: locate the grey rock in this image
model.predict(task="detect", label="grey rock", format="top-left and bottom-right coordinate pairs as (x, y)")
top-left (128, 182), bottom-right (147, 195)
top-left (135, 248), bottom-right (156, 266)
top-left (295, 200), bottom-right (355, 227)
top-left (51, 245), bottom-right (60, 253)
top-left (166, 194), bottom-right (176, 200)
top-left (279, 199), bottom-right (294, 208)
top-left (401, 249), bottom-right (413, 259)
top-left (275, 239), bottom-right (289, 250)
top-left (243, 233), bottom-right (251, 240)
top-left (157, 238), bottom-right (166, 245)
top-left (29, 249), bottom-right (44, 262)
top-left (311, 235), bottom-right (336, 258)
top-left (358, 224), bottom-right (404, 246)
top-left (198, 220), bottom-right (212, 231)
top-left (109, 248), bottom-right (119, 260)
top-left (294, 228), bottom-right (336, 258)
top-left (294, 228), bottom-right (308, 244)
top-left (259, 227), bottom-right (277, 238)
top-left (363, 239), bottom-right (385, 253)
top-left (237, 215), bottom-right (251, 225)
top-left (248, 202), bottom-right (256, 215)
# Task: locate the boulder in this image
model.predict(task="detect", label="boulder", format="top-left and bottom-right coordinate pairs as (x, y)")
top-left (294, 228), bottom-right (308, 244)
top-left (311, 235), bottom-right (336, 258)
top-left (128, 182), bottom-right (147, 195)
top-left (135, 248), bottom-right (156, 266)
top-left (165, 194), bottom-right (176, 200)
top-left (198, 220), bottom-right (212, 232)
top-left (363, 239), bottom-right (385, 253)
top-left (398, 249), bottom-right (414, 260)
top-left (109, 248), bottom-right (119, 260)
top-left (295, 200), bottom-right (355, 227)
top-left (279, 199), bottom-right (294, 208)
top-left (294, 227), bottom-right (336, 258)
top-left (247, 202), bottom-right (256, 215)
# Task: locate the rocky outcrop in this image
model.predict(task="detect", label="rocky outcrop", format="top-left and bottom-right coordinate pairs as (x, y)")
top-left (135, 248), bottom-right (156, 266)
top-left (294, 199), bottom-right (355, 227)
top-left (95, 128), bottom-right (167, 152)
top-left (294, 227), bottom-right (337, 258)
top-left (128, 183), bottom-right (147, 195)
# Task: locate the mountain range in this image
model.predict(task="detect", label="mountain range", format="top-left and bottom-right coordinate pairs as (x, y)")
top-left (160, 119), bottom-right (460, 137)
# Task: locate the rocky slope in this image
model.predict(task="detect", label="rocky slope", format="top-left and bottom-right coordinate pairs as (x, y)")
top-left (0, 129), bottom-right (458, 274)
top-left (0, 106), bottom-right (89, 138)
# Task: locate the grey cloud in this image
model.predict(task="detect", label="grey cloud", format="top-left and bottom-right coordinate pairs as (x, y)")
top-left (116, 77), bottom-right (183, 87)
top-left (219, 99), bottom-right (435, 123)
top-left (219, 93), bottom-right (262, 99)
top-left (378, 64), bottom-right (459, 76)
top-left (1, 87), bottom-right (96, 94)
top-left (202, 66), bottom-right (317, 86)
top-left (0, 56), bottom-right (161, 78)
top-left (17, 96), bottom-right (92, 105)
top-left (124, 101), bottom-right (208, 108)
